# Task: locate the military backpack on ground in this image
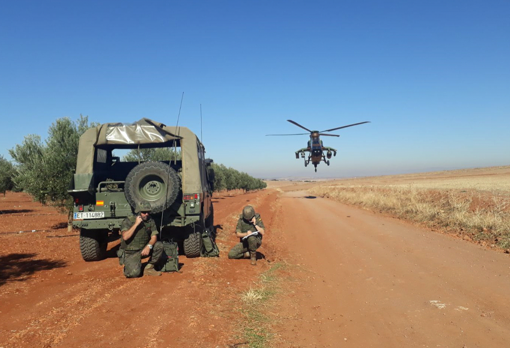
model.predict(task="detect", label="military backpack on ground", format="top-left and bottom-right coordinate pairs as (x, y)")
top-left (161, 241), bottom-right (179, 272)
top-left (201, 228), bottom-right (220, 257)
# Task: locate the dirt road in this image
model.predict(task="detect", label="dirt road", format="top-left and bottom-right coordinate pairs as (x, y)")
top-left (0, 190), bottom-right (281, 348)
top-left (2, 186), bottom-right (510, 347)
top-left (274, 190), bottom-right (510, 347)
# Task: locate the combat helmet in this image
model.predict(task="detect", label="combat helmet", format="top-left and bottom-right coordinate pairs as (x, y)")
top-left (242, 205), bottom-right (256, 220)
top-left (135, 201), bottom-right (152, 213)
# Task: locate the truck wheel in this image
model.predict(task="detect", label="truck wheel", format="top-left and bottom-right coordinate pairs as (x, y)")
top-left (183, 231), bottom-right (202, 258)
top-left (125, 162), bottom-right (181, 213)
top-left (80, 229), bottom-right (108, 261)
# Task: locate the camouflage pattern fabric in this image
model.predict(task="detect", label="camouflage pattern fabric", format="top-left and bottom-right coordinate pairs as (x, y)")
top-left (120, 215), bottom-right (158, 251)
top-left (122, 241), bottom-right (164, 278)
top-left (228, 236), bottom-right (262, 259)
top-left (228, 213), bottom-right (265, 259)
top-left (235, 213), bottom-right (265, 237)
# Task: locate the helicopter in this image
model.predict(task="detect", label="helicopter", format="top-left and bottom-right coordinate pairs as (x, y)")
top-left (266, 120), bottom-right (370, 172)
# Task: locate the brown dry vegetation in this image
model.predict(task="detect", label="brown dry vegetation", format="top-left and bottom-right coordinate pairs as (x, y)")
top-left (309, 166), bottom-right (510, 250)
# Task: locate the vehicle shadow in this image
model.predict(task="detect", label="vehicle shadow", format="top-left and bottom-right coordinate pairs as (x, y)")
top-left (106, 243), bottom-right (121, 259)
top-left (0, 253), bottom-right (67, 287)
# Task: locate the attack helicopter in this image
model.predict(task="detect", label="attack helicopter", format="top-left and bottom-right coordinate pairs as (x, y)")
top-left (266, 120), bottom-right (370, 172)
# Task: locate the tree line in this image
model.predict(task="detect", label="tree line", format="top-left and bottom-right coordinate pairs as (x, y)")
top-left (1, 115), bottom-right (266, 219)
top-left (209, 163), bottom-right (266, 192)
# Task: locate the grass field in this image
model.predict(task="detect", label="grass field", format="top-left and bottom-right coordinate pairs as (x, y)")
top-left (309, 166), bottom-right (510, 249)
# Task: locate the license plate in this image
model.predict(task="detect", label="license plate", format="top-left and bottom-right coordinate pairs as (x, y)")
top-left (74, 212), bottom-right (105, 219)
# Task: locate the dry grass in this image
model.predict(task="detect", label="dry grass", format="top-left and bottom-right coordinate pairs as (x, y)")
top-left (237, 263), bottom-right (285, 348)
top-left (309, 166), bottom-right (510, 249)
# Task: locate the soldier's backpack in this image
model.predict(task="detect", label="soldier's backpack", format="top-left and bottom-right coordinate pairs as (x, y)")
top-left (161, 241), bottom-right (179, 272)
top-left (201, 228), bottom-right (220, 257)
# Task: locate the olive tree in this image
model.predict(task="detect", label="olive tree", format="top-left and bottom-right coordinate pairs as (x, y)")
top-left (0, 155), bottom-right (15, 196)
top-left (9, 115), bottom-right (96, 229)
top-left (211, 163), bottom-right (226, 192)
top-left (210, 164), bottom-right (266, 192)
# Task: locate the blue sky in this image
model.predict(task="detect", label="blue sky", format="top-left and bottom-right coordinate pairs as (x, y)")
top-left (1, 0), bottom-right (509, 179)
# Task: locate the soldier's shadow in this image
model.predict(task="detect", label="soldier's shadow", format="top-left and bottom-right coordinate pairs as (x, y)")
top-left (256, 251), bottom-right (266, 260)
top-left (211, 224), bottom-right (222, 241)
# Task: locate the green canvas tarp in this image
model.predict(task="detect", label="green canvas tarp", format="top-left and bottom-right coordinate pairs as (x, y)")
top-left (74, 118), bottom-right (204, 194)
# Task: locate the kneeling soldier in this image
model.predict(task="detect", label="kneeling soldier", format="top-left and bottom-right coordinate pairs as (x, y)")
top-left (228, 205), bottom-right (265, 265)
top-left (118, 202), bottom-right (164, 277)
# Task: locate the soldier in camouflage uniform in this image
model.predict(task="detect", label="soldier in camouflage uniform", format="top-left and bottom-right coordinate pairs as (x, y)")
top-left (228, 205), bottom-right (265, 265)
top-left (118, 202), bottom-right (164, 277)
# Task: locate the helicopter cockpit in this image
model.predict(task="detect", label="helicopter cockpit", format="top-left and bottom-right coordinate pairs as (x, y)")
top-left (309, 135), bottom-right (323, 156)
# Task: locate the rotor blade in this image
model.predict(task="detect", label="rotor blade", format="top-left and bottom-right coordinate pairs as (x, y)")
top-left (266, 133), bottom-right (309, 136)
top-left (321, 121), bottom-right (370, 132)
top-left (318, 133), bottom-right (340, 137)
top-left (287, 120), bottom-right (312, 133)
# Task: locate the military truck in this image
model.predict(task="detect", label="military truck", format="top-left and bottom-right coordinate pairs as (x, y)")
top-left (68, 118), bottom-right (214, 261)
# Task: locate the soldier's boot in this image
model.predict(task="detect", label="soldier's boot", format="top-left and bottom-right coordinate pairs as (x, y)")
top-left (250, 252), bottom-right (257, 266)
top-left (144, 263), bottom-right (162, 276)
top-left (243, 251), bottom-right (250, 259)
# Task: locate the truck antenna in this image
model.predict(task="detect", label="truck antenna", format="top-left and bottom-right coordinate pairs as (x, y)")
top-left (172, 92), bottom-right (184, 165)
top-left (162, 92), bottom-right (185, 236)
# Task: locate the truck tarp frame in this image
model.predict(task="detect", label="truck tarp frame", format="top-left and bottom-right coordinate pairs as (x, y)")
top-left (74, 118), bottom-right (204, 194)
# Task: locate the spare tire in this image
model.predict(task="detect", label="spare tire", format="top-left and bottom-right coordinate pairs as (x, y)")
top-left (125, 162), bottom-right (181, 213)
